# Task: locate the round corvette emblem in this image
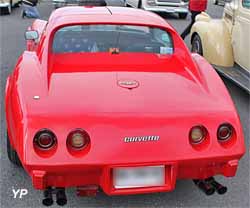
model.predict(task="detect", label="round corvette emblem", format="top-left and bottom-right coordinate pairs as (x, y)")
top-left (118, 79), bottom-right (139, 89)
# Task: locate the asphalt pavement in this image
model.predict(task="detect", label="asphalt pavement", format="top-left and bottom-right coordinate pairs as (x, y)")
top-left (0, 0), bottom-right (249, 207)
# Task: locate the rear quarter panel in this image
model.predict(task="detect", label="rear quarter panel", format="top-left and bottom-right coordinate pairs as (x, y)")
top-left (5, 52), bottom-right (43, 166)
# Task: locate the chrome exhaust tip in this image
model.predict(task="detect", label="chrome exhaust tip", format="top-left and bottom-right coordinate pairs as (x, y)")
top-left (42, 188), bottom-right (53, 206)
top-left (206, 177), bottom-right (228, 195)
top-left (56, 188), bottom-right (67, 206)
top-left (193, 179), bottom-right (215, 196)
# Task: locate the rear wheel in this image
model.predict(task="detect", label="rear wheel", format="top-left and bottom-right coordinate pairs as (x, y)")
top-left (179, 13), bottom-right (188, 19)
top-left (213, 0), bottom-right (218, 5)
top-left (7, 0), bottom-right (12, 14)
top-left (138, 0), bottom-right (142, 8)
top-left (191, 34), bottom-right (203, 56)
top-left (7, 132), bottom-right (22, 167)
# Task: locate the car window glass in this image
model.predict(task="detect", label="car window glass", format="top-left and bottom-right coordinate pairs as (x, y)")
top-left (243, 0), bottom-right (250, 8)
top-left (53, 24), bottom-right (174, 55)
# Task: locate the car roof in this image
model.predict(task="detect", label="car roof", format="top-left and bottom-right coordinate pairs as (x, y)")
top-left (47, 6), bottom-right (174, 32)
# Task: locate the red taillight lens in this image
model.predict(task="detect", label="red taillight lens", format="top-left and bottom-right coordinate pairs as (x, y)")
top-left (34, 130), bottom-right (56, 149)
top-left (217, 124), bottom-right (233, 141)
top-left (189, 126), bottom-right (207, 144)
top-left (67, 129), bottom-right (90, 150)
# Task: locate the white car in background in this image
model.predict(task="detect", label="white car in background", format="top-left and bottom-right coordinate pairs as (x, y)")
top-left (0, 0), bottom-right (20, 14)
top-left (125, 0), bottom-right (189, 19)
top-left (53, 0), bottom-right (106, 9)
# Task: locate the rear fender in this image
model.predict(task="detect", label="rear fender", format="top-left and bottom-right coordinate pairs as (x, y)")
top-left (191, 13), bottom-right (234, 67)
top-left (5, 56), bottom-right (23, 148)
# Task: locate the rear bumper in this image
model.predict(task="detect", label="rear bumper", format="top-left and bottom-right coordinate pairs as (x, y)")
top-left (143, 5), bottom-right (188, 13)
top-left (29, 157), bottom-right (241, 195)
top-left (143, 1), bottom-right (188, 13)
top-left (0, 3), bottom-right (9, 8)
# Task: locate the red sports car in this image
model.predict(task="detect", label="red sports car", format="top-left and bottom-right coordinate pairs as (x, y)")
top-left (5, 6), bottom-right (245, 206)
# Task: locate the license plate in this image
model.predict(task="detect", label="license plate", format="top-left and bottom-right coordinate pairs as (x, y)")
top-left (113, 165), bottom-right (165, 189)
top-left (165, 8), bottom-right (175, 13)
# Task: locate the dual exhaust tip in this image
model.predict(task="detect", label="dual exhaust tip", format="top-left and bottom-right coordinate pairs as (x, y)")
top-left (42, 177), bottom-right (226, 206)
top-left (43, 187), bottom-right (67, 206)
top-left (194, 177), bottom-right (227, 196)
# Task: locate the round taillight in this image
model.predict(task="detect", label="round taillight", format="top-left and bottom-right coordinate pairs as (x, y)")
top-left (34, 130), bottom-right (56, 149)
top-left (190, 126), bottom-right (207, 144)
top-left (217, 124), bottom-right (233, 141)
top-left (67, 129), bottom-right (90, 150)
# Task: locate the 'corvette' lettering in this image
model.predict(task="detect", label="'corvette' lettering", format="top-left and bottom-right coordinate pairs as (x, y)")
top-left (124, 136), bottom-right (160, 143)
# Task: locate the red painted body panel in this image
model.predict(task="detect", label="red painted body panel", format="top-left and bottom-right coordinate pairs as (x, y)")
top-left (26, 19), bottom-right (47, 51)
top-left (5, 7), bottom-right (245, 195)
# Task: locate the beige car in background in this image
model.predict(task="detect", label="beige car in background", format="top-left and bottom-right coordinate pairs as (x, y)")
top-left (0, 0), bottom-right (21, 14)
top-left (190, 0), bottom-right (250, 93)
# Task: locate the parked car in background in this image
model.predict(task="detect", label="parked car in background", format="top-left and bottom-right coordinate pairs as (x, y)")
top-left (53, 0), bottom-right (106, 9)
top-left (125, 0), bottom-right (189, 19)
top-left (0, 0), bottom-right (20, 14)
top-left (191, 0), bottom-right (250, 93)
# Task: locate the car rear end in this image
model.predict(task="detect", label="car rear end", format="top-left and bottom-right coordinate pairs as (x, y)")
top-left (10, 7), bottom-right (245, 206)
top-left (142, 0), bottom-right (188, 18)
top-left (25, 113), bottom-right (244, 199)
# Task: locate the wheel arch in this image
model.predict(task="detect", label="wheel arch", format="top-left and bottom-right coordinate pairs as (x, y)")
top-left (5, 76), bottom-right (14, 146)
top-left (191, 18), bottom-right (234, 67)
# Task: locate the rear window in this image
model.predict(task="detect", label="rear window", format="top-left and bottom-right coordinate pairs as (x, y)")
top-left (52, 24), bottom-right (174, 55)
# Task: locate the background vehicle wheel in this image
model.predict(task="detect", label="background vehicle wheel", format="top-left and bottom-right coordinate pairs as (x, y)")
top-left (124, 1), bottom-right (129, 7)
top-left (213, 0), bottom-right (218, 5)
top-left (7, 132), bottom-right (22, 167)
top-left (6, 0), bottom-right (12, 14)
top-left (138, 0), bottom-right (142, 8)
top-left (179, 13), bottom-right (188, 19)
top-left (191, 34), bottom-right (203, 56)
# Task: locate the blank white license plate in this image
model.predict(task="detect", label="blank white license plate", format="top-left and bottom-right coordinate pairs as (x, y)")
top-left (165, 8), bottom-right (175, 13)
top-left (113, 165), bottom-right (165, 189)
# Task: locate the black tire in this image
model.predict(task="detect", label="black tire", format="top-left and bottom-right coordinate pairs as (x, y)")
top-left (7, 132), bottom-right (22, 167)
top-left (179, 13), bottom-right (188, 19)
top-left (191, 34), bottom-right (203, 56)
top-left (214, 0), bottom-right (218, 5)
top-left (6, 0), bottom-right (12, 15)
top-left (138, 0), bottom-right (142, 8)
top-left (14, 2), bottom-right (20, 8)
